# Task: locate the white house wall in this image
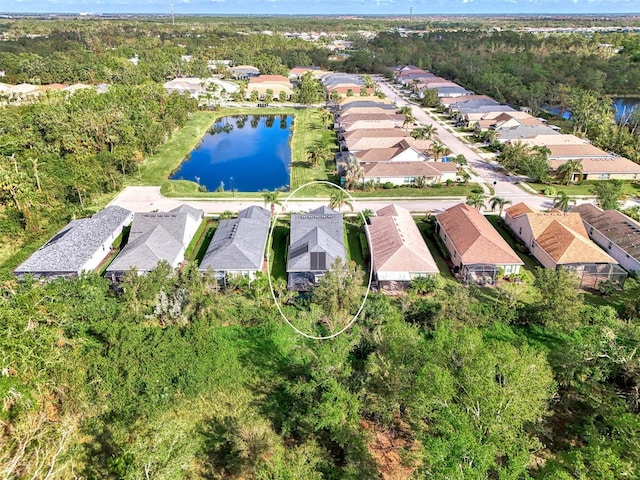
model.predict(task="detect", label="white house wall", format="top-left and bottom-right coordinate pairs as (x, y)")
top-left (586, 225), bottom-right (640, 274)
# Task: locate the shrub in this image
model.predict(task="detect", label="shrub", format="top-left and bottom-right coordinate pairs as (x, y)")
top-left (382, 182), bottom-right (394, 189)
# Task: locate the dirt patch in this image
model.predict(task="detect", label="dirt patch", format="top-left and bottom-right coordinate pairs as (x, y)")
top-left (363, 416), bottom-right (421, 480)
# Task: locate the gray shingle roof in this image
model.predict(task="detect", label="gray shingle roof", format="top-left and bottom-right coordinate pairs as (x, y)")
top-left (105, 207), bottom-right (203, 274)
top-left (573, 204), bottom-right (640, 262)
top-left (287, 206), bottom-right (346, 273)
top-left (199, 206), bottom-right (271, 272)
top-left (15, 205), bottom-right (132, 277)
top-left (497, 125), bottom-right (559, 141)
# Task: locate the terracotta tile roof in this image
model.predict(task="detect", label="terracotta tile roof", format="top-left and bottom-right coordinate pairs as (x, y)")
top-left (436, 204), bottom-right (523, 266)
top-left (549, 157), bottom-right (640, 174)
top-left (337, 96), bottom-right (392, 105)
top-left (505, 202), bottom-right (535, 218)
top-left (363, 161), bottom-right (446, 178)
top-left (573, 204), bottom-right (640, 261)
top-left (343, 128), bottom-right (407, 139)
top-left (368, 204), bottom-right (439, 276)
top-left (513, 207), bottom-right (617, 264)
top-left (357, 147), bottom-right (404, 162)
top-left (536, 218), bottom-right (615, 264)
top-left (545, 144), bottom-right (613, 159)
top-left (249, 75), bottom-right (291, 84)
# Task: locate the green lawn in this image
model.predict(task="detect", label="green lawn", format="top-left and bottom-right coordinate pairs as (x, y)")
top-left (289, 108), bottom-right (339, 196)
top-left (525, 181), bottom-right (640, 197)
top-left (415, 219), bottom-right (456, 282)
top-left (485, 215), bottom-right (539, 276)
top-left (269, 223), bottom-right (289, 280)
top-left (345, 223), bottom-right (366, 269)
top-left (351, 183), bottom-right (477, 198)
top-left (186, 219), bottom-right (218, 264)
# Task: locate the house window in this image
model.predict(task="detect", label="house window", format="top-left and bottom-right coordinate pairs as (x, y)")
top-left (633, 174), bottom-right (638, 180)
top-left (310, 252), bottom-right (327, 270)
top-left (598, 173), bottom-right (611, 180)
top-left (404, 177), bottom-right (414, 183)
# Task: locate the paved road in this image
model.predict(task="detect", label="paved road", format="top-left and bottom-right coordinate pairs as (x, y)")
top-left (108, 186), bottom-right (466, 215)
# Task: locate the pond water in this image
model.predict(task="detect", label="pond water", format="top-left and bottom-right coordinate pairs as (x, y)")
top-left (170, 114), bottom-right (293, 192)
top-left (547, 97), bottom-right (639, 122)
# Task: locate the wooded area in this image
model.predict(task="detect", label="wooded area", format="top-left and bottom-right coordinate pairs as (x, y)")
top-left (3, 263), bottom-right (640, 478)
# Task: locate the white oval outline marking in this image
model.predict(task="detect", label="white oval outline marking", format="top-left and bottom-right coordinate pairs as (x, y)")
top-left (266, 180), bottom-right (373, 340)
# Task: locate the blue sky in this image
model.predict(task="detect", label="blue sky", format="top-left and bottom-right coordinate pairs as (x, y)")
top-left (3, 0), bottom-right (639, 15)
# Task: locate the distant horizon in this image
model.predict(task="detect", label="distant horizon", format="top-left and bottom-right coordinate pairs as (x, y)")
top-left (2, 0), bottom-right (640, 17)
top-left (4, 12), bottom-right (640, 17)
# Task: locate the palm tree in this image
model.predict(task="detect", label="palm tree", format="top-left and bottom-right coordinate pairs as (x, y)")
top-left (466, 193), bottom-right (486, 211)
top-left (410, 125), bottom-right (436, 140)
top-left (329, 189), bottom-right (353, 213)
top-left (261, 190), bottom-right (282, 216)
top-left (489, 196), bottom-right (512, 217)
top-left (499, 141), bottom-right (530, 172)
top-left (553, 191), bottom-right (575, 213)
top-left (557, 159), bottom-right (584, 185)
top-left (430, 141), bottom-right (451, 161)
top-left (344, 155), bottom-right (365, 189)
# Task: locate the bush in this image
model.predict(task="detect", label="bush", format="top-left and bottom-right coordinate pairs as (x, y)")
top-left (409, 275), bottom-right (442, 294)
top-left (382, 182), bottom-right (394, 189)
top-left (471, 186), bottom-right (484, 194)
top-left (431, 182), bottom-right (443, 189)
top-left (598, 279), bottom-right (617, 297)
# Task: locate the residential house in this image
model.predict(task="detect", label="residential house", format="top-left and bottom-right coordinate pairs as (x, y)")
top-left (247, 75), bottom-right (294, 100)
top-left (430, 85), bottom-right (474, 98)
top-left (549, 157), bottom-right (640, 181)
top-left (361, 161), bottom-right (457, 186)
top-left (289, 66), bottom-right (329, 80)
top-left (367, 204), bottom-right (439, 289)
top-left (496, 125), bottom-right (561, 143)
top-left (105, 205), bottom-right (204, 279)
top-left (340, 128), bottom-right (410, 151)
top-left (504, 203), bottom-right (625, 288)
top-left (287, 206), bottom-right (347, 290)
top-left (199, 206), bottom-right (271, 282)
top-left (163, 77), bottom-right (204, 98)
top-left (436, 203), bottom-right (524, 285)
top-left (458, 106), bottom-right (517, 127)
top-left (335, 113), bottom-right (405, 133)
top-left (440, 95), bottom-right (495, 107)
top-left (338, 139), bottom-right (430, 164)
top-left (229, 65), bottom-right (260, 80)
top-left (572, 204), bottom-right (640, 274)
top-left (15, 205), bottom-right (133, 279)
top-left (475, 111), bottom-right (543, 131)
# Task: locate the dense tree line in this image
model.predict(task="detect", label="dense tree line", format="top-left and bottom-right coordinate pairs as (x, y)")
top-left (0, 20), bottom-right (332, 84)
top-left (2, 263), bottom-right (640, 478)
top-left (0, 84), bottom-right (196, 239)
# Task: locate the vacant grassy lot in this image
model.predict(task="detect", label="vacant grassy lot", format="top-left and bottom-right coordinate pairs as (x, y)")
top-left (525, 181), bottom-right (640, 197)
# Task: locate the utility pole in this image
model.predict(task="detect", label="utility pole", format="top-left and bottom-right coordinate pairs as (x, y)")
top-left (409, 6), bottom-right (413, 26)
top-left (170, 4), bottom-right (175, 25)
